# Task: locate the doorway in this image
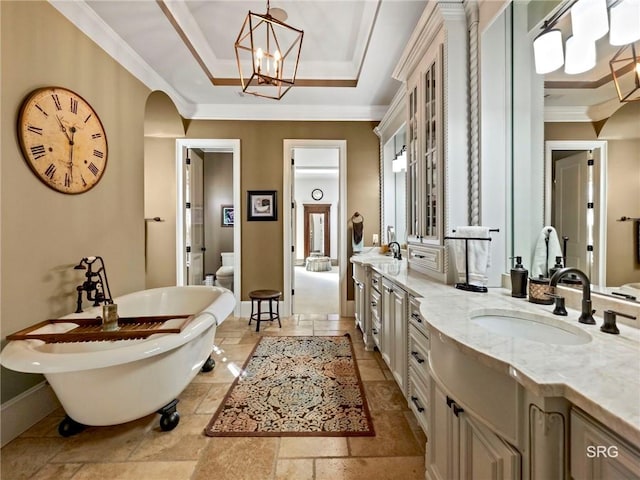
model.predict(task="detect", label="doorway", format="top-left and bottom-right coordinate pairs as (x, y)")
top-left (544, 140), bottom-right (607, 286)
top-left (176, 139), bottom-right (242, 316)
top-left (283, 140), bottom-right (347, 317)
top-left (304, 204), bottom-right (331, 258)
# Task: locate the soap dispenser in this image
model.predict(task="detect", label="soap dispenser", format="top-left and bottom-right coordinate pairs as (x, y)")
top-left (510, 256), bottom-right (528, 298)
top-left (549, 256), bottom-right (564, 278)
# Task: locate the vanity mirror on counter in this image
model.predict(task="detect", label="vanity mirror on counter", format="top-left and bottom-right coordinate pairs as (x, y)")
top-left (483, 0), bottom-right (640, 304)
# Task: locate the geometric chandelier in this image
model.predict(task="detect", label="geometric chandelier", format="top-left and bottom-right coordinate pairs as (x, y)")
top-left (609, 42), bottom-right (640, 102)
top-left (234, 0), bottom-right (304, 100)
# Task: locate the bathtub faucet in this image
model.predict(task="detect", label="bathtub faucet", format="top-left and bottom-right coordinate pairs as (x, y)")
top-left (74, 256), bottom-right (113, 313)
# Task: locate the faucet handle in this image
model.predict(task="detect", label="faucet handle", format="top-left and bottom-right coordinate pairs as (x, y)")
top-left (544, 292), bottom-right (568, 316)
top-left (601, 310), bottom-right (637, 335)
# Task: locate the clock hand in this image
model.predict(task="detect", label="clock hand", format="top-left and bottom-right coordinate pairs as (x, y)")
top-left (55, 115), bottom-right (73, 143)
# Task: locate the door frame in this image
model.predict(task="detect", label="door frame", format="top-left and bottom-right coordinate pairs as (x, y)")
top-left (304, 203), bottom-right (331, 258)
top-left (176, 139), bottom-right (242, 316)
top-left (283, 139), bottom-right (347, 317)
top-left (544, 140), bottom-right (607, 287)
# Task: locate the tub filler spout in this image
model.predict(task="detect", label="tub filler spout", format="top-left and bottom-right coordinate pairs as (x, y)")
top-left (74, 256), bottom-right (113, 313)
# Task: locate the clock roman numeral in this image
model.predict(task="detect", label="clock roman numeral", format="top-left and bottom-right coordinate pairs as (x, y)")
top-left (93, 150), bottom-right (104, 159)
top-left (70, 98), bottom-right (78, 114)
top-left (80, 174), bottom-right (87, 187)
top-left (88, 162), bottom-right (100, 176)
top-left (64, 173), bottom-right (71, 187)
top-left (44, 163), bottom-right (56, 179)
top-left (51, 94), bottom-right (62, 111)
top-left (91, 133), bottom-right (102, 140)
top-left (30, 145), bottom-right (46, 159)
top-left (35, 104), bottom-right (48, 117)
top-left (27, 125), bottom-right (43, 135)
top-left (84, 114), bottom-right (92, 124)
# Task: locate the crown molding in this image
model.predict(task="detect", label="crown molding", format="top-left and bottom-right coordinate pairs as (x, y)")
top-left (544, 106), bottom-right (591, 122)
top-left (49, 0), bottom-right (191, 115)
top-left (188, 104), bottom-right (388, 121)
top-left (374, 88), bottom-right (407, 138)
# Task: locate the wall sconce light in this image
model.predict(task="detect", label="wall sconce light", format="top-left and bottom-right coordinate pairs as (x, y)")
top-left (610, 42), bottom-right (640, 102)
top-left (234, 0), bottom-right (304, 100)
top-left (392, 145), bottom-right (407, 173)
top-left (533, 0), bottom-right (640, 77)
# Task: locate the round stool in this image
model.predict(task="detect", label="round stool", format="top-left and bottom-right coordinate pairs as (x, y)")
top-left (249, 290), bottom-right (282, 332)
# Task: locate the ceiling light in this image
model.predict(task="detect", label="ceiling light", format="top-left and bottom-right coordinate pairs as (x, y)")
top-left (610, 42), bottom-right (640, 101)
top-left (564, 36), bottom-right (596, 74)
top-left (571, 0), bottom-right (609, 41)
top-left (609, 0), bottom-right (640, 46)
top-left (234, 0), bottom-right (304, 100)
top-left (533, 29), bottom-right (564, 74)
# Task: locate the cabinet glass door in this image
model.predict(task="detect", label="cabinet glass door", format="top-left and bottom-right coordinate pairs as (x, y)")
top-left (424, 60), bottom-right (438, 239)
top-left (408, 84), bottom-right (420, 239)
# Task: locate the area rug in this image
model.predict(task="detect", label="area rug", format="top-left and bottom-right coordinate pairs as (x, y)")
top-left (204, 334), bottom-right (375, 437)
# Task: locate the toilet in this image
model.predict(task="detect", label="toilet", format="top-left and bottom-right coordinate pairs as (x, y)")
top-left (215, 252), bottom-right (234, 291)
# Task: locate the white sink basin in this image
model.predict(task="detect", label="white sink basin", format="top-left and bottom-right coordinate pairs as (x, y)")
top-left (470, 309), bottom-right (591, 345)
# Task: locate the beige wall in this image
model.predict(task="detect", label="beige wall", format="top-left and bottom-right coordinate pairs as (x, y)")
top-left (144, 119), bottom-right (380, 301)
top-left (545, 122), bottom-right (640, 286)
top-left (1, 1), bottom-right (150, 402)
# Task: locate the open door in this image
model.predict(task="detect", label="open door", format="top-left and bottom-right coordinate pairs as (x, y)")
top-left (290, 149), bottom-right (296, 303)
top-left (185, 150), bottom-right (204, 285)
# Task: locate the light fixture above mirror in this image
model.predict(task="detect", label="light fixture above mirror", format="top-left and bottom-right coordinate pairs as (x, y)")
top-left (533, 0), bottom-right (640, 89)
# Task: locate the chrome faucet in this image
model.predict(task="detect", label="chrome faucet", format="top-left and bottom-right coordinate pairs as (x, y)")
top-left (388, 242), bottom-right (402, 260)
top-left (549, 267), bottom-right (595, 325)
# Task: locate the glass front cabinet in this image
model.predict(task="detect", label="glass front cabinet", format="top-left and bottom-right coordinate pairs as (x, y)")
top-left (394, 1), bottom-right (469, 282)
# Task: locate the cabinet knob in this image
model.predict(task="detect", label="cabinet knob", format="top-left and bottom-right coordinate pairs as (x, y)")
top-left (411, 396), bottom-right (425, 413)
top-left (453, 404), bottom-right (464, 417)
top-left (372, 328), bottom-right (378, 335)
top-left (411, 313), bottom-right (423, 323)
top-left (371, 301), bottom-right (377, 307)
top-left (446, 396), bottom-right (455, 408)
top-left (411, 351), bottom-right (425, 364)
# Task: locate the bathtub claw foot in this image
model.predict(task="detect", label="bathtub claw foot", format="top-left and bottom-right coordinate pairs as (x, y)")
top-left (201, 356), bottom-right (216, 372)
top-left (158, 399), bottom-right (180, 431)
top-left (58, 416), bottom-right (86, 437)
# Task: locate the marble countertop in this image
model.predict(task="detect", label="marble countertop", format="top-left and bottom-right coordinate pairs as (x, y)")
top-left (351, 255), bottom-right (640, 449)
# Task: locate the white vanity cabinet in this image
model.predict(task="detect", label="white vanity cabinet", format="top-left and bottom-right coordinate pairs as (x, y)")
top-left (428, 380), bottom-right (521, 480)
top-left (408, 294), bottom-right (429, 433)
top-left (381, 278), bottom-right (408, 395)
top-left (570, 408), bottom-right (640, 480)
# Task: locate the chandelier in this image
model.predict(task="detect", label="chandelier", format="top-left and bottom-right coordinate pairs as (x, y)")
top-left (234, 0), bottom-right (304, 100)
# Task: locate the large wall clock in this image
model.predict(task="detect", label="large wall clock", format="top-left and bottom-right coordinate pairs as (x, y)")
top-left (17, 86), bottom-right (108, 194)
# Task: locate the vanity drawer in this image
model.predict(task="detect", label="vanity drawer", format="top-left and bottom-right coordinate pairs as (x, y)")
top-left (371, 317), bottom-right (381, 349)
top-left (409, 295), bottom-right (428, 338)
top-left (370, 272), bottom-right (382, 293)
top-left (408, 365), bottom-right (430, 434)
top-left (370, 288), bottom-right (381, 322)
top-left (409, 324), bottom-right (429, 382)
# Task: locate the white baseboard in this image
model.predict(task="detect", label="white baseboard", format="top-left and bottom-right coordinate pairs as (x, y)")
top-left (1, 381), bottom-right (60, 447)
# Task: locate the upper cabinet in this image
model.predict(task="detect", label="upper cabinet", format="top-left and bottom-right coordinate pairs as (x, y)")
top-left (392, 1), bottom-right (469, 282)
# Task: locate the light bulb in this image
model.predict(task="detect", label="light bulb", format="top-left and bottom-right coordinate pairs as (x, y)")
top-left (609, 0), bottom-right (640, 46)
top-left (564, 36), bottom-right (596, 74)
top-left (533, 29), bottom-right (564, 74)
top-left (571, 0), bottom-right (609, 41)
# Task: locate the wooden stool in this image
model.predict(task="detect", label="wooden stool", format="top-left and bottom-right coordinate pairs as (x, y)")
top-left (249, 290), bottom-right (282, 332)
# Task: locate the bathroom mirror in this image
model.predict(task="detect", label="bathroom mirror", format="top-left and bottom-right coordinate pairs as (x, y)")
top-left (381, 126), bottom-right (407, 245)
top-left (303, 204), bottom-right (330, 259)
top-left (502, 0), bottom-right (640, 302)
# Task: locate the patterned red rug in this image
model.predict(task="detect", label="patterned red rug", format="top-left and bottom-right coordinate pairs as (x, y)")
top-left (204, 334), bottom-right (375, 437)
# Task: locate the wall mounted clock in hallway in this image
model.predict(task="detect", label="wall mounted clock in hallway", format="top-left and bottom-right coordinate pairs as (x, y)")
top-left (17, 86), bottom-right (108, 194)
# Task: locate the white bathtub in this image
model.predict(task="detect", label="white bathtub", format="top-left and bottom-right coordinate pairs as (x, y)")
top-left (1, 286), bottom-right (234, 430)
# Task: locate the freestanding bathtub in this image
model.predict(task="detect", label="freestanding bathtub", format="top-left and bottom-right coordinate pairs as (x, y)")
top-left (1, 286), bottom-right (235, 435)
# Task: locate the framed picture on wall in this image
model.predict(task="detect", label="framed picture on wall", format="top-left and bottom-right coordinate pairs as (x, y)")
top-left (221, 205), bottom-right (234, 227)
top-left (247, 190), bottom-right (277, 221)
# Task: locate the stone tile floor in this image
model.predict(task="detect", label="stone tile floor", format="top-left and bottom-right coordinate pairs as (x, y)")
top-left (1, 315), bottom-right (427, 480)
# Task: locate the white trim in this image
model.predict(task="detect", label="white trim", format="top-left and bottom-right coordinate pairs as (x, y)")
top-left (283, 140), bottom-right (347, 317)
top-left (1, 382), bottom-right (60, 447)
top-left (175, 139), bottom-right (242, 317)
top-left (544, 140), bottom-right (608, 287)
top-left (188, 104), bottom-right (388, 121)
top-left (544, 106), bottom-right (592, 123)
top-left (374, 88), bottom-right (407, 142)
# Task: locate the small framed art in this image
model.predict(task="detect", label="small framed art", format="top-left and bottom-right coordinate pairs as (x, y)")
top-left (221, 205), bottom-right (234, 227)
top-left (247, 190), bottom-right (277, 221)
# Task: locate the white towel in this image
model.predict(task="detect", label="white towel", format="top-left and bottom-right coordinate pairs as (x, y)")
top-left (452, 226), bottom-right (491, 287)
top-left (531, 226), bottom-right (564, 278)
